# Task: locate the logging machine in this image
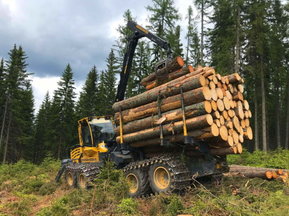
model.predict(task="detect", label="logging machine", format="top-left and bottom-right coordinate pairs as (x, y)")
top-left (55, 21), bottom-right (228, 197)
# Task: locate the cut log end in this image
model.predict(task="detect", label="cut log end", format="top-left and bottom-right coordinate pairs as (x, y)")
top-left (219, 126), bottom-right (228, 141)
top-left (203, 86), bottom-right (212, 100)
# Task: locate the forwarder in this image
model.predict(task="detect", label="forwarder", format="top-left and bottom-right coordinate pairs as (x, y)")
top-left (55, 21), bottom-right (228, 197)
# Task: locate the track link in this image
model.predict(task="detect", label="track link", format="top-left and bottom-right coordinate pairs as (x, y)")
top-left (123, 154), bottom-right (192, 192)
top-left (65, 163), bottom-right (101, 184)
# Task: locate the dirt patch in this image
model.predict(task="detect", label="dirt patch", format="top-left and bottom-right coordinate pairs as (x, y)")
top-left (31, 188), bottom-right (69, 215)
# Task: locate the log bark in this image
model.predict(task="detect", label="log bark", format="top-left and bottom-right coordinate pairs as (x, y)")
top-left (113, 73), bottom-right (207, 111)
top-left (145, 66), bottom-right (194, 90)
top-left (210, 147), bottom-right (236, 155)
top-left (140, 56), bottom-right (185, 86)
top-left (115, 101), bottom-right (212, 135)
top-left (115, 87), bottom-right (211, 123)
top-left (130, 124), bottom-right (219, 148)
top-left (224, 73), bottom-right (242, 84)
top-left (228, 165), bottom-right (289, 179)
top-left (116, 114), bottom-right (213, 143)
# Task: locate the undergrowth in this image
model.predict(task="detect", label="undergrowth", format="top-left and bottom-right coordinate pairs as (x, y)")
top-left (0, 151), bottom-right (289, 216)
top-left (228, 149), bottom-right (289, 169)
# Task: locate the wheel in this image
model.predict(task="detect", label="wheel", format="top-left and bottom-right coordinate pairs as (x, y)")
top-left (148, 164), bottom-right (172, 193)
top-left (65, 170), bottom-right (76, 187)
top-left (77, 173), bottom-right (88, 189)
top-left (125, 169), bottom-right (150, 197)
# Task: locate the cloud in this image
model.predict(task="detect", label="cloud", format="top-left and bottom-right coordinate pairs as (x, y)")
top-left (0, 0), bottom-right (196, 112)
top-left (31, 75), bottom-right (84, 113)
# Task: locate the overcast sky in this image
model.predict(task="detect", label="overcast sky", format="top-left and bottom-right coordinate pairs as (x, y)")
top-left (0, 0), bottom-right (196, 111)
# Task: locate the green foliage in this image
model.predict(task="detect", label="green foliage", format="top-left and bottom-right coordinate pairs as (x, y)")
top-left (116, 198), bottom-right (138, 215)
top-left (7, 194), bottom-right (37, 216)
top-left (165, 195), bottom-right (184, 216)
top-left (97, 49), bottom-right (117, 115)
top-left (147, 0), bottom-right (180, 61)
top-left (50, 64), bottom-right (76, 158)
top-left (228, 149), bottom-right (289, 169)
top-left (76, 66), bottom-right (99, 118)
top-left (0, 45), bottom-right (34, 163)
top-left (89, 161), bottom-right (128, 207)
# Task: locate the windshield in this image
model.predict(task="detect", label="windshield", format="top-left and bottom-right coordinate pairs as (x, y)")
top-left (89, 119), bottom-right (115, 143)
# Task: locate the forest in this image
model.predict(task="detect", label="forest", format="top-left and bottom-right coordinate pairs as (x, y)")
top-left (0, 0), bottom-right (289, 163)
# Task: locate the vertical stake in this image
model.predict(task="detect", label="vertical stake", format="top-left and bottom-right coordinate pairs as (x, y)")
top-left (180, 87), bottom-right (188, 137)
top-left (157, 94), bottom-right (165, 146)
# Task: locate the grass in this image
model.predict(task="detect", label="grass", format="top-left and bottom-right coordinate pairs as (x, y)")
top-left (0, 150), bottom-right (288, 215)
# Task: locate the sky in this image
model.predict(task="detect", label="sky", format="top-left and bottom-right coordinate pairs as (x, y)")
top-left (0, 0), bottom-right (197, 112)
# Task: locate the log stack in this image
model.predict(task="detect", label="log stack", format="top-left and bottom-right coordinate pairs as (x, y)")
top-left (112, 56), bottom-right (253, 156)
top-left (228, 165), bottom-right (289, 182)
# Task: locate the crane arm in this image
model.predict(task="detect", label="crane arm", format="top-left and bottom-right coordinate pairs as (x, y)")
top-left (115, 21), bottom-right (172, 102)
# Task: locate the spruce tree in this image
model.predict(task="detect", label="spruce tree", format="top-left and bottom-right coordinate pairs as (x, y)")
top-left (51, 64), bottom-right (76, 159)
top-left (243, 0), bottom-right (270, 151)
top-left (97, 70), bottom-right (106, 115)
top-left (147, 0), bottom-right (180, 61)
top-left (167, 25), bottom-right (183, 57)
top-left (115, 10), bottom-right (138, 98)
top-left (267, 0), bottom-right (287, 149)
top-left (208, 0), bottom-right (235, 74)
top-left (97, 50), bottom-right (117, 115)
top-left (194, 0), bottom-right (210, 65)
top-left (76, 66), bottom-right (99, 118)
top-left (1, 45), bottom-right (34, 162)
top-left (34, 92), bottom-right (51, 163)
top-left (133, 41), bottom-right (152, 95)
top-left (186, 6), bottom-right (201, 66)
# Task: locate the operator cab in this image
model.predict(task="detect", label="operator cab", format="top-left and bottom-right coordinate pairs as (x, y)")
top-left (70, 116), bottom-right (115, 163)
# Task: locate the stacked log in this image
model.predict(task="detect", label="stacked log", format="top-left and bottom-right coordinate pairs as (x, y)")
top-left (112, 57), bottom-right (253, 156)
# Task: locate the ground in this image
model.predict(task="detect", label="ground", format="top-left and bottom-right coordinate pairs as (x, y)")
top-left (0, 150), bottom-right (289, 216)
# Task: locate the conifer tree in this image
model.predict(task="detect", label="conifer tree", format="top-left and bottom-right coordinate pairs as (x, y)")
top-left (76, 66), bottom-right (99, 118)
top-left (194, 0), bottom-right (210, 65)
top-left (1, 45), bottom-right (34, 163)
top-left (147, 0), bottom-right (180, 61)
top-left (33, 92), bottom-right (51, 163)
top-left (186, 6), bottom-right (201, 66)
top-left (208, 0), bottom-right (235, 74)
top-left (97, 50), bottom-right (117, 115)
top-left (133, 41), bottom-right (151, 95)
top-left (97, 70), bottom-right (106, 115)
top-left (167, 25), bottom-right (183, 57)
top-left (51, 64), bottom-right (76, 159)
top-left (267, 0), bottom-right (287, 149)
top-left (243, 0), bottom-right (270, 151)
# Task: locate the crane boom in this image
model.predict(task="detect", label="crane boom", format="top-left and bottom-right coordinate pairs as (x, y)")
top-left (115, 21), bottom-right (172, 102)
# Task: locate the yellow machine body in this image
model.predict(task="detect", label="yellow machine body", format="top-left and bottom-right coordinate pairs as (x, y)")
top-left (70, 116), bottom-right (114, 163)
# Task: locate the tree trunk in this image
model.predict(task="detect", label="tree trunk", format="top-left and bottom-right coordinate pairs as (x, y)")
top-left (2, 116), bottom-right (11, 164)
top-left (200, 0), bottom-right (204, 65)
top-left (275, 85), bottom-right (281, 149)
top-left (234, 5), bottom-right (241, 74)
top-left (254, 90), bottom-right (259, 151)
top-left (114, 86), bottom-right (212, 123)
top-left (260, 61), bottom-right (267, 151)
top-left (285, 76), bottom-right (289, 149)
top-left (0, 97), bottom-right (8, 151)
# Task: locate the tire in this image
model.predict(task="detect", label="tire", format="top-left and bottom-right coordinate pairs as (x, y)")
top-left (148, 164), bottom-right (172, 193)
top-left (65, 170), bottom-right (77, 188)
top-left (125, 169), bottom-right (150, 197)
top-left (77, 172), bottom-right (89, 189)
